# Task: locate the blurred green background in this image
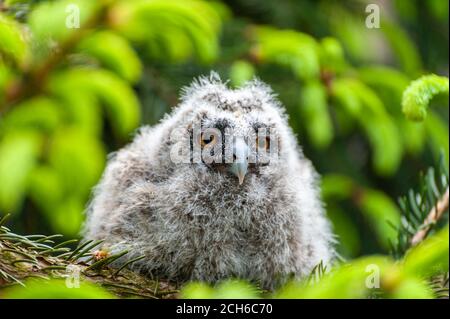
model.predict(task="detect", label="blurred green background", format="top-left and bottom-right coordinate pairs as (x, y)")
top-left (0, 0), bottom-right (448, 262)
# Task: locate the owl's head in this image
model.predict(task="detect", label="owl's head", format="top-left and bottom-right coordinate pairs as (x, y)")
top-left (164, 72), bottom-right (299, 187)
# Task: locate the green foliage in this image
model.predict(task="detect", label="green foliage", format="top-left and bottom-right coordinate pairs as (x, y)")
top-left (49, 68), bottom-right (141, 138)
top-left (381, 19), bottom-right (423, 77)
top-left (0, 97), bottom-right (62, 133)
top-left (300, 80), bottom-right (333, 149)
top-left (0, 131), bottom-right (41, 212)
top-left (182, 280), bottom-right (260, 299)
top-left (112, 0), bottom-right (223, 63)
top-left (403, 226), bottom-right (449, 278)
top-left (3, 279), bottom-right (115, 299)
top-left (402, 75), bottom-right (449, 121)
top-left (391, 153), bottom-right (449, 258)
top-left (77, 31), bottom-right (142, 83)
top-left (426, 112), bottom-right (450, 161)
top-left (250, 24), bottom-right (434, 176)
top-left (253, 26), bottom-right (320, 80)
top-left (322, 175), bottom-right (400, 251)
top-left (0, 0), bottom-right (224, 236)
top-left (0, 0), bottom-right (448, 299)
top-left (331, 78), bottom-right (403, 175)
top-left (0, 14), bottom-right (28, 67)
top-left (229, 60), bottom-right (255, 87)
top-left (28, 0), bottom-right (100, 44)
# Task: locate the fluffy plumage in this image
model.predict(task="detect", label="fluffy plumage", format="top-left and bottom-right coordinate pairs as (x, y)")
top-left (83, 72), bottom-right (335, 289)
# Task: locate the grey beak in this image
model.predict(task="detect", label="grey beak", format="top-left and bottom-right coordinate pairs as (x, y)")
top-left (229, 137), bottom-right (249, 185)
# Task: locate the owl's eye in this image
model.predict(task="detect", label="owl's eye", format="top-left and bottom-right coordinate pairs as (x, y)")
top-left (200, 133), bottom-right (217, 147)
top-left (256, 136), bottom-right (271, 151)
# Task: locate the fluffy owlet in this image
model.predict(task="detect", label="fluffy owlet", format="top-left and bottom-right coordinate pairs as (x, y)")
top-left (83, 72), bottom-right (335, 289)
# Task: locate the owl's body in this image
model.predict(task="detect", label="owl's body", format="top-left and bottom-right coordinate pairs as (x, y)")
top-left (84, 73), bottom-right (334, 289)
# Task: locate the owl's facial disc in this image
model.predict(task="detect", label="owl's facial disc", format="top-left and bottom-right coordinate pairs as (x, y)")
top-left (229, 137), bottom-right (249, 185)
top-left (181, 113), bottom-right (278, 186)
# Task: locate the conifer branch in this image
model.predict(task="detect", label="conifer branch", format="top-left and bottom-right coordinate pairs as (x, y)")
top-left (411, 188), bottom-right (449, 246)
top-left (0, 215), bottom-right (178, 298)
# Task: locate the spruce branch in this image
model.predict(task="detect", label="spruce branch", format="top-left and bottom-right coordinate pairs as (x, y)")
top-left (429, 272), bottom-right (449, 299)
top-left (390, 153), bottom-right (449, 259)
top-left (0, 215), bottom-right (178, 298)
top-left (411, 188), bottom-right (449, 246)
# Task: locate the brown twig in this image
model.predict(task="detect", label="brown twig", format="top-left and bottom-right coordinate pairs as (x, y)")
top-left (411, 188), bottom-right (449, 246)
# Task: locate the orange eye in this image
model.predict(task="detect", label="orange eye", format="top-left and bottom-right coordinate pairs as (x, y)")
top-left (200, 133), bottom-right (217, 147)
top-left (256, 136), bottom-right (270, 150)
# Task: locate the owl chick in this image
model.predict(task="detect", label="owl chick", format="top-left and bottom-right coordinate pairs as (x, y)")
top-left (83, 72), bottom-right (335, 289)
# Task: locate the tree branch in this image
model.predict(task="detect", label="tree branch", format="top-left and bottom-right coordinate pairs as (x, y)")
top-left (0, 221), bottom-right (178, 298)
top-left (411, 188), bottom-right (449, 246)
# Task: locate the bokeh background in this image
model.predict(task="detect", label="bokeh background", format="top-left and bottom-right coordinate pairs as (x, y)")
top-left (0, 0), bottom-right (448, 262)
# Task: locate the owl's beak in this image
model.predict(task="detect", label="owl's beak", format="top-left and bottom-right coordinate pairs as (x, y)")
top-left (229, 137), bottom-right (249, 185)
